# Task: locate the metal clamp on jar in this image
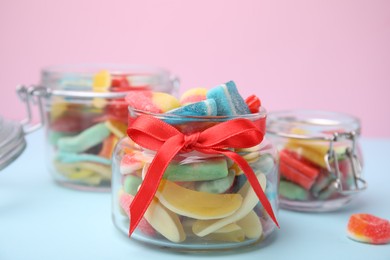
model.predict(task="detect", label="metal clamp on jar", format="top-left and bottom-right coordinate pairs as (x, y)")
top-left (266, 110), bottom-right (367, 212)
top-left (16, 64), bottom-right (179, 191)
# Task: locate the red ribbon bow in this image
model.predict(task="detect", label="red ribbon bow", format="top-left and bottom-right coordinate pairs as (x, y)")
top-left (127, 114), bottom-right (279, 236)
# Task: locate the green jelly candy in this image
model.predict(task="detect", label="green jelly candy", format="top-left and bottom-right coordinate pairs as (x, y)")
top-left (124, 175), bottom-right (142, 196)
top-left (195, 170), bottom-right (235, 194)
top-left (163, 158), bottom-right (228, 181)
top-left (57, 123), bottom-right (111, 153)
top-left (279, 180), bottom-right (309, 201)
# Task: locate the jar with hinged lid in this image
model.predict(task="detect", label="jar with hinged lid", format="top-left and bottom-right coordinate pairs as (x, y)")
top-left (266, 109), bottom-right (366, 212)
top-left (18, 64), bottom-right (179, 191)
top-left (111, 105), bottom-right (279, 251)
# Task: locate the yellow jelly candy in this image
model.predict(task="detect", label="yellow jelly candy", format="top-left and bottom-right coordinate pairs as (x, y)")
top-left (286, 128), bottom-right (347, 168)
top-left (236, 210), bottom-right (263, 239)
top-left (204, 223), bottom-right (245, 243)
top-left (192, 173), bottom-right (267, 237)
top-left (152, 92), bottom-right (181, 112)
top-left (156, 180), bottom-right (243, 220)
top-left (105, 120), bottom-right (127, 138)
top-left (92, 70), bottom-right (111, 108)
top-left (93, 70), bottom-right (111, 91)
top-left (144, 198), bottom-right (186, 243)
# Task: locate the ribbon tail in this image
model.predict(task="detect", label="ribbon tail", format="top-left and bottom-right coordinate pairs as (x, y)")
top-left (128, 135), bottom-right (184, 236)
top-left (217, 149), bottom-right (280, 228)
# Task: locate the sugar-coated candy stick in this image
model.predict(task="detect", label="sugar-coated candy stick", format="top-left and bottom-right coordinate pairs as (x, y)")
top-left (279, 149), bottom-right (320, 189)
top-left (347, 213), bottom-right (390, 245)
top-left (206, 81), bottom-right (250, 116)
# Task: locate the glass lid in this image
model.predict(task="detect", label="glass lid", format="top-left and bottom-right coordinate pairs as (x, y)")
top-left (0, 116), bottom-right (26, 170)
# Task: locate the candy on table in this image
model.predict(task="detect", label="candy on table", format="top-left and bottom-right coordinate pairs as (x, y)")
top-left (279, 180), bottom-right (309, 201)
top-left (125, 90), bottom-right (180, 113)
top-left (279, 149), bottom-right (320, 190)
top-left (347, 213), bottom-right (390, 245)
top-left (206, 81), bottom-right (250, 116)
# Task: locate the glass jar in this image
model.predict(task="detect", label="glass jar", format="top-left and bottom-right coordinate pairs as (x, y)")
top-left (19, 64), bottom-right (179, 191)
top-left (111, 107), bottom-right (279, 251)
top-left (266, 110), bottom-right (366, 212)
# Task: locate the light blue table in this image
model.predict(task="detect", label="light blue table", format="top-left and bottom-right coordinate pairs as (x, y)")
top-left (1, 130), bottom-right (389, 260)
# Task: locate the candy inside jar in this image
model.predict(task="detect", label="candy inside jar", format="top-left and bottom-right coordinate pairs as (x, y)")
top-left (24, 64), bottom-right (178, 192)
top-left (266, 110), bottom-right (367, 212)
top-left (111, 81), bottom-right (279, 251)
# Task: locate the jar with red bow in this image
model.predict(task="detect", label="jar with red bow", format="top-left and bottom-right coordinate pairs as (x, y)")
top-left (111, 106), bottom-right (279, 250)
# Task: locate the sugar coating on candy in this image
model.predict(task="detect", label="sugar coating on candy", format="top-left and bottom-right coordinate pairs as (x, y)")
top-left (206, 81), bottom-right (250, 116)
top-left (245, 95), bottom-right (261, 113)
top-left (125, 91), bottom-right (180, 113)
top-left (120, 153), bottom-right (144, 175)
top-left (347, 213), bottom-right (390, 245)
top-left (167, 99), bottom-right (217, 117)
top-left (180, 87), bottom-right (208, 105)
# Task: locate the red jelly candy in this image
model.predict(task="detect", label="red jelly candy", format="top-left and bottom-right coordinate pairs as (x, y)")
top-left (245, 95), bottom-right (261, 113)
top-left (347, 213), bottom-right (390, 244)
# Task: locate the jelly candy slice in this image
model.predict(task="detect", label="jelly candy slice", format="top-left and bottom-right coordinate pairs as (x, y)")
top-left (347, 213), bottom-right (390, 245)
top-left (156, 180), bottom-right (243, 220)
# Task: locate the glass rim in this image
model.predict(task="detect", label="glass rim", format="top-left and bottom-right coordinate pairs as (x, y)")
top-left (41, 63), bottom-right (172, 76)
top-left (128, 106), bottom-right (267, 120)
top-left (266, 109), bottom-right (361, 140)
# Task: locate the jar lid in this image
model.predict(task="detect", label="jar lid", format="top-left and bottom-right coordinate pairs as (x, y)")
top-left (267, 109), bottom-right (361, 140)
top-left (0, 116), bottom-right (26, 170)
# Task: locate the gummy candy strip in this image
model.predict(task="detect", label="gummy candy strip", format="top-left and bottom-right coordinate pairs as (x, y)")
top-left (126, 115), bottom-right (279, 236)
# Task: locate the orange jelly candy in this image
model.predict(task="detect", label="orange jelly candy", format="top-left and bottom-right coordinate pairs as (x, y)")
top-left (347, 213), bottom-right (390, 245)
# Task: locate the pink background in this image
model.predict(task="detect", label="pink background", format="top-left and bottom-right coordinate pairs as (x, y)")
top-left (1, 0), bottom-right (389, 137)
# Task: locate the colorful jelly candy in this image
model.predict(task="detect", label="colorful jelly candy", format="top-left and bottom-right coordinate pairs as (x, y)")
top-left (115, 82), bottom-right (276, 245)
top-left (206, 81), bottom-right (250, 116)
top-left (347, 214), bottom-right (390, 245)
top-left (50, 70), bottom-right (171, 189)
top-left (180, 87), bottom-right (208, 105)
